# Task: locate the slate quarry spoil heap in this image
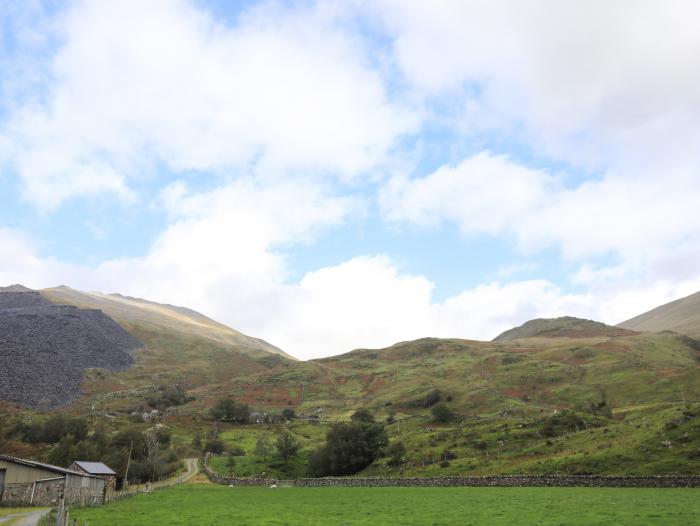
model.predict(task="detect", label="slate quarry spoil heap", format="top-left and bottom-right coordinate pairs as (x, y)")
top-left (0, 289), bottom-right (141, 408)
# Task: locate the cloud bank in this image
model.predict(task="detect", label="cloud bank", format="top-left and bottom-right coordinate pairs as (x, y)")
top-left (2, 0), bottom-right (700, 358)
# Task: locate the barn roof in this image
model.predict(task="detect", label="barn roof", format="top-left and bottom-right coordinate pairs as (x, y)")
top-left (72, 461), bottom-right (117, 475)
top-left (0, 454), bottom-right (100, 478)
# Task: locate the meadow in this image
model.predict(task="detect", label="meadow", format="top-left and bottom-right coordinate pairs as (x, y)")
top-left (70, 484), bottom-right (700, 525)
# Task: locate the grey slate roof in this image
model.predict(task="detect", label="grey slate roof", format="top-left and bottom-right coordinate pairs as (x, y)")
top-left (72, 461), bottom-right (117, 475)
top-left (0, 454), bottom-right (99, 478)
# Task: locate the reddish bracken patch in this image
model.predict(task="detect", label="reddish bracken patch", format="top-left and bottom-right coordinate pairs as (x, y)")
top-left (593, 341), bottom-right (630, 353)
top-left (658, 368), bottom-right (684, 378)
top-left (230, 383), bottom-right (304, 407)
top-left (501, 388), bottom-right (528, 398)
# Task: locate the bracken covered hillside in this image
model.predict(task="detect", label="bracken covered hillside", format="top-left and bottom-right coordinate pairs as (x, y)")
top-left (0, 290), bottom-right (142, 408)
top-left (493, 316), bottom-right (636, 342)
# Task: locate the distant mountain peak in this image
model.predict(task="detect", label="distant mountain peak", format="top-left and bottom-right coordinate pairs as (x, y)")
top-left (0, 284), bottom-right (34, 292)
top-left (494, 316), bottom-right (636, 341)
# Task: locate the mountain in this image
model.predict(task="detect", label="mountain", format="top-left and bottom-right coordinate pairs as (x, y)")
top-left (42, 286), bottom-right (288, 358)
top-left (493, 316), bottom-right (636, 341)
top-left (0, 285), bottom-right (292, 409)
top-left (618, 290), bottom-right (700, 339)
top-left (0, 289), bottom-right (140, 408)
top-left (3, 286), bottom-right (700, 477)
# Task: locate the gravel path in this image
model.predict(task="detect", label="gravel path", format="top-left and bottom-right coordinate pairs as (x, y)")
top-left (1, 509), bottom-right (51, 526)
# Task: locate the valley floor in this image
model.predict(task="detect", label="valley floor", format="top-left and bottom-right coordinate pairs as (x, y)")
top-left (70, 484), bottom-right (700, 525)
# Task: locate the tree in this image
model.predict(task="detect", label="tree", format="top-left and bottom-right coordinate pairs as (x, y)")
top-left (155, 429), bottom-right (171, 446)
top-left (431, 403), bottom-right (456, 424)
top-left (310, 421), bottom-right (388, 476)
top-left (282, 408), bottom-right (296, 421)
top-left (226, 454), bottom-right (236, 475)
top-left (191, 433), bottom-right (203, 451)
top-left (275, 433), bottom-right (299, 463)
top-left (255, 433), bottom-right (272, 461)
top-left (386, 441), bottom-right (406, 466)
top-left (205, 439), bottom-right (226, 455)
top-left (351, 408), bottom-right (375, 423)
top-left (210, 398), bottom-right (250, 424)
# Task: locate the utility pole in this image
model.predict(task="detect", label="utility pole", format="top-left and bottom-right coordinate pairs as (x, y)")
top-left (153, 441), bottom-right (159, 481)
top-left (124, 441), bottom-right (133, 488)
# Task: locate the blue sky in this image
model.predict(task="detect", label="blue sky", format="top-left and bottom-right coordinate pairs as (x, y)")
top-left (1, 0), bottom-right (700, 359)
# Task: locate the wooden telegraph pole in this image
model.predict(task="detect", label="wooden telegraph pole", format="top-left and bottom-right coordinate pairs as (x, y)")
top-left (124, 441), bottom-right (133, 488)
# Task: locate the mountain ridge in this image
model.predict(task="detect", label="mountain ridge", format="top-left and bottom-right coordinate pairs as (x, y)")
top-left (493, 316), bottom-right (636, 342)
top-left (618, 290), bottom-right (700, 339)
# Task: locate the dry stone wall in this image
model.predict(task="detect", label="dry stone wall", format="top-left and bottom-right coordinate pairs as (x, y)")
top-left (293, 475), bottom-right (700, 488)
top-left (203, 453), bottom-right (278, 486)
top-left (204, 453), bottom-right (700, 488)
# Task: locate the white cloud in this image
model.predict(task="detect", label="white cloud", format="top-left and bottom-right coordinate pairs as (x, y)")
top-left (0, 0), bottom-right (415, 210)
top-left (381, 152), bottom-right (555, 236)
top-left (3, 1), bottom-right (700, 361)
top-left (373, 0), bottom-right (700, 169)
top-left (382, 151), bottom-right (700, 274)
top-left (3, 206), bottom-right (700, 360)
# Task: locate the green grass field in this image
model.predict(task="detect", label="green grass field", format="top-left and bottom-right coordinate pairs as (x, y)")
top-left (70, 484), bottom-right (700, 525)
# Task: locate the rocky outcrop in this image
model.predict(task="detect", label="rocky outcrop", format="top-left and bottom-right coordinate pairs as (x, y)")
top-left (0, 290), bottom-right (141, 408)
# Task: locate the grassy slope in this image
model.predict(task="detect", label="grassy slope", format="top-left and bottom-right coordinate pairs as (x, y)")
top-left (71, 484), bottom-right (700, 526)
top-left (619, 290), bottom-right (700, 338)
top-left (5, 289), bottom-right (700, 478)
top-left (41, 286), bottom-right (288, 357)
top-left (309, 333), bottom-right (700, 416)
top-left (494, 316), bottom-right (636, 341)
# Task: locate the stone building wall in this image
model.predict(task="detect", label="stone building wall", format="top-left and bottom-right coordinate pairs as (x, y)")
top-left (1, 478), bottom-right (64, 506)
top-left (63, 486), bottom-right (105, 506)
top-left (1, 479), bottom-right (105, 507)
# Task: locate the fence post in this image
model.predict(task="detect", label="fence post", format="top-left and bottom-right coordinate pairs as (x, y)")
top-left (56, 492), bottom-right (65, 526)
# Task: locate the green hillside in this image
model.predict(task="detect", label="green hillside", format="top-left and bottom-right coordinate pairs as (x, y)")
top-left (3, 286), bottom-right (700, 478)
top-left (619, 290), bottom-right (700, 339)
top-left (494, 316), bottom-right (636, 341)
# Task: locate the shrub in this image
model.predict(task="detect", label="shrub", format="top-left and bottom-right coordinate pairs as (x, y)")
top-left (386, 441), bottom-right (406, 466)
top-left (407, 389), bottom-right (442, 409)
top-left (276, 433), bottom-right (300, 463)
top-left (431, 403), bottom-right (456, 423)
top-left (229, 446), bottom-right (246, 456)
top-left (210, 398), bottom-right (250, 424)
top-left (351, 409), bottom-right (375, 423)
top-left (310, 421), bottom-right (388, 476)
top-left (205, 439), bottom-right (226, 455)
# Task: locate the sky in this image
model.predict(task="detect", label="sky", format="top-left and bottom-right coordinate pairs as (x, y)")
top-left (1, 0), bottom-right (700, 360)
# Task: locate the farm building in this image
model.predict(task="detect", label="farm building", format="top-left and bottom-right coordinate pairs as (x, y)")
top-left (0, 455), bottom-right (105, 507)
top-left (68, 461), bottom-right (118, 490)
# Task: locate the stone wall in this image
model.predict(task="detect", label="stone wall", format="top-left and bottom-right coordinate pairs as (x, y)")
top-left (1, 478), bottom-right (64, 506)
top-left (294, 475), bottom-right (700, 488)
top-left (1, 479), bottom-right (104, 507)
top-left (63, 486), bottom-right (105, 506)
top-left (204, 453), bottom-right (700, 488)
top-left (203, 453), bottom-right (278, 487)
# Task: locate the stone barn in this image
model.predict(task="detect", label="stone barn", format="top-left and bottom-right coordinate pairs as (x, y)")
top-left (68, 461), bottom-right (118, 490)
top-left (0, 455), bottom-right (106, 507)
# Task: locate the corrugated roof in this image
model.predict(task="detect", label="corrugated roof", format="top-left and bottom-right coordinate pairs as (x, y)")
top-left (0, 454), bottom-right (100, 478)
top-left (72, 461), bottom-right (117, 475)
